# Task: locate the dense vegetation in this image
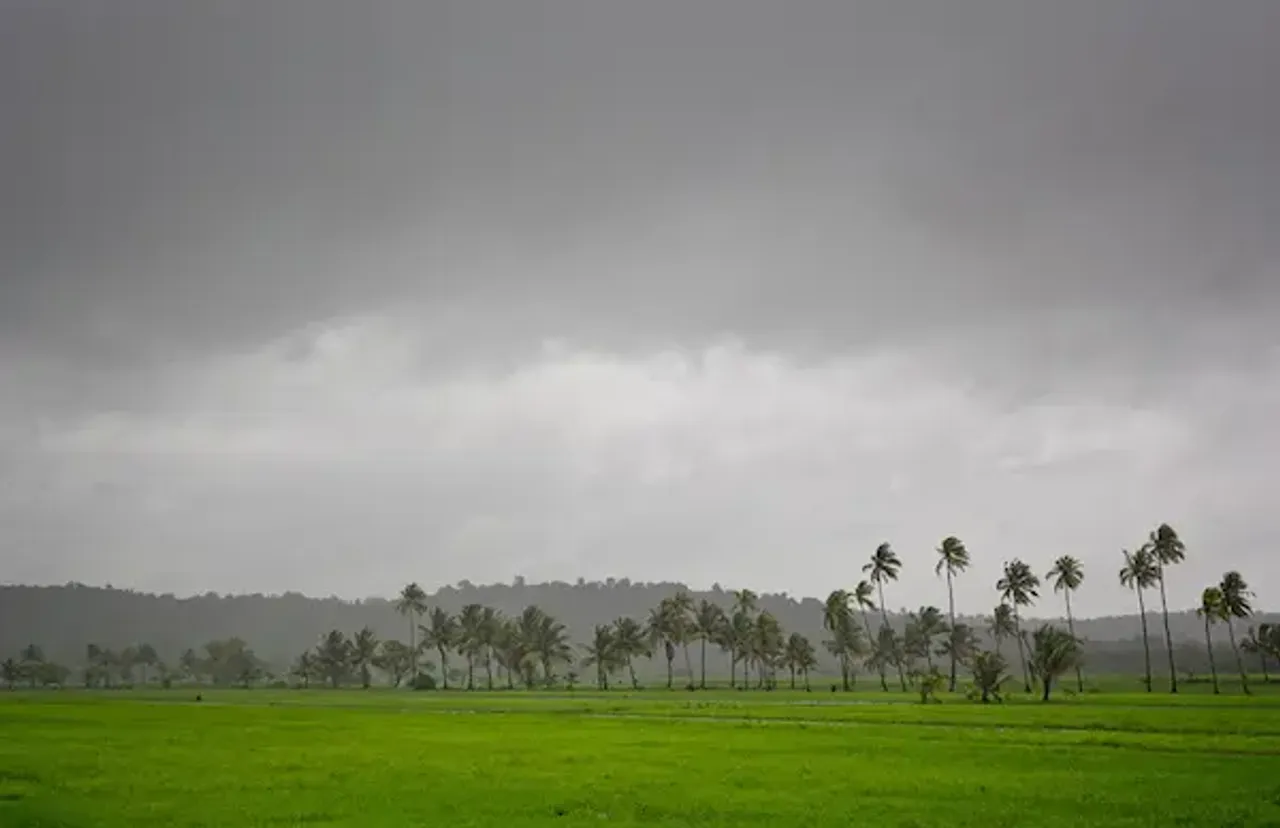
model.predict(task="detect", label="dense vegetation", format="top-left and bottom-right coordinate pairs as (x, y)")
top-left (5, 524), bottom-right (1276, 700)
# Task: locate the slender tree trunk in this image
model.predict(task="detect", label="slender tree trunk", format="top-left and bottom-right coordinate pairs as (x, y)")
top-left (841, 654), bottom-right (850, 692)
top-left (438, 647), bottom-right (449, 690)
top-left (1225, 619), bottom-right (1250, 695)
top-left (486, 648), bottom-right (494, 690)
top-left (408, 617), bottom-right (417, 682)
top-left (682, 645), bottom-right (693, 688)
top-left (506, 662), bottom-right (515, 690)
top-left (1156, 570), bottom-right (1178, 693)
top-left (700, 638), bottom-right (707, 689)
top-left (878, 581), bottom-right (907, 691)
top-left (1136, 588), bottom-right (1152, 692)
top-left (665, 654), bottom-right (674, 689)
top-left (946, 567), bottom-right (958, 692)
top-left (627, 658), bottom-right (638, 689)
top-left (1041, 675), bottom-right (1051, 702)
top-left (789, 666), bottom-right (796, 689)
top-left (1013, 610), bottom-right (1030, 693)
top-left (466, 654), bottom-right (474, 690)
top-left (859, 608), bottom-right (884, 692)
top-left (1203, 617), bottom-right (1219, 695)
top-left (1065, 590), bottom-right (1083, 693)
top-left (804, 668), bottom-right (811, 691)
top-left (729, 655), bottom-right (736, 689)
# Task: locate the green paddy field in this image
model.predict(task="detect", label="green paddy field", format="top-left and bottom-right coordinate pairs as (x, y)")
top-left (3, 687), bottom-right (1279, 827)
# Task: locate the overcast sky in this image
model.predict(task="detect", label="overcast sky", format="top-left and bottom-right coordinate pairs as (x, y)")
top-left (2, 0), bottom-right (1277, 617)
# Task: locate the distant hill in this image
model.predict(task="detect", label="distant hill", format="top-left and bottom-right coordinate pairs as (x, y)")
top-left (1, 581), bottom-right (1274, 680)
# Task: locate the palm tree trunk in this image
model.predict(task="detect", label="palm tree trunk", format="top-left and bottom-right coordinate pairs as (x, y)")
top-left (877, 581), bottom-right (907, 692)
top-left (665, 654), bottom-right (674, 689)
top-left (627, 658), bottom-right (638, 689)
top-left (1225, 618), bottom-right (1250, 695)
top-left (408, 617), bottom-right (417, 682)
top-left (1136, 588), bottom-right (1152, 691)
top-left (486, 648), bottom-right (494, 690)
top-left (1013, 610), bottom-right (1030, 693)
top-left (466, 655), bottom-right (474, 690)
top-left (804, 668), bottom-right (811, 691)
top-left (438, 647), bottom-right (449, 690)
top-left (1065, 589), bottom-right (1083, 693)
top-left (1203, 617), bottom-right (1219, 695)
top-left (699, 638), bottom-right (707, 690)
top-left (946, 568), bottom-right (958, 692)
top-left (729, 655), bottom-right (736, 690)
top-left (1156, 570), bottom-right (1178, 693)
top-left (1041, 675), bottom-right (1051, 702)
top-left (682, 644), bottom-right (693, 688)
top-left (789, 666), bottom-right (796, 689)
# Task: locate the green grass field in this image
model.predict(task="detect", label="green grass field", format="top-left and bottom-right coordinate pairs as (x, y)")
top-left (3, 688), bottom-right (1279, 827)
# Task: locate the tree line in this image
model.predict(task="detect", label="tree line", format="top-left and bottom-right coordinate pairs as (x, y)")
top-left (5, 524), bottom-right (1276, 698)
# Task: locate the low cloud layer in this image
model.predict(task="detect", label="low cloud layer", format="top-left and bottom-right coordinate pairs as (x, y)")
top-left (2, 0), bottom-right (1277, 614)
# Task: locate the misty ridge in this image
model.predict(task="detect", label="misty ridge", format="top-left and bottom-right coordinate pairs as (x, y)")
top-left (3, 578), bottom-right (1273, 680)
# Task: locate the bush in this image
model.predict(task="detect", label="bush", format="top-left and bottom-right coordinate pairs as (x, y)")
top-left (410, 673), bottom-right (437, 691)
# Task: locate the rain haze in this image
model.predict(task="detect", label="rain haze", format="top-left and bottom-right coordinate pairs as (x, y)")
top-left (2, 0), bottom-right (1277, 617)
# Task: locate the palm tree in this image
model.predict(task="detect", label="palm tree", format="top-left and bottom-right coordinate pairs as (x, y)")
top-left (315, 630), bottom-right (353, 688)
top-left (852, 580), bottom-right (882, 690)
top-left (750, 611), bottom-right (784, 689)
top-left (1145, 524), bottom-right (1186, 693)
top-left (291, 651), bottom-right (318, 689)
top-left (989, 604), bottom-right (1016, 661)
top-left (996, 559), bottom-right (1040, 693)
top-left (719, 610), bottom-right (754, 689)
top-left (646, 605), bottom-right (678, 689)
top-left (530, 610), bottom-right (574, 686)
top-left (1028, 625), bottom-right (1082, 701)
top-left (784, 633), bottom-right (817, 690)
top-left (583, 625), bottom-right (617, 690)
top-left (1119, 547), bottom-right (1158, 691)
top-left (19, 644), bottom-right (44, 690)
top-left (611, 617), bottom-right (648, 689)
top-left (1219, 571), bottom-right (1253, 695)
top-left (1241, 626), bottom-right (1270, 684)
top-left (822, 590), bottom-right (855, 690)
top-left (904, 606), bottom-right (948, 675)
top-left (395, 582), bottom-right (429, 682)
top-left (457, 603), bottom-right (487, 690)
top-left (863, 542), bottom-right (906, 691)
top-left (935, 536), bottom-right (970, 691)
top-left (420, 608), bottom-right (458, 690)
top-left (692, 600), bottom-right (725, 690)
top-left (938, 623), bottom-right (978, 672)
top-left (1196, 587), bottom-right (1224, 695)
top-left (732, 588), bottom-right (758, 619)
top-left (668, 590), bottom-right (696, 685)
top-left (968, 650), bottom-right (1009, 704)
top-left (478, 606), bottom-right (500, 690)
top-left (1046, 555), bottom-right (1085, 693)
top-left (493, 618), bottom-right (526, 689)
top-left (351, 627), bottom-right (380, 689)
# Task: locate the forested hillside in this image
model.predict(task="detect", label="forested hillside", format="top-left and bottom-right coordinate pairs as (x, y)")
top-left (3, 581), bottom-right (1273, 680)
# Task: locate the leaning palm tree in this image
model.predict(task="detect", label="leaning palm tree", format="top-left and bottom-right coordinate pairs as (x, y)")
top-left (823, 590), bottom-right (855, 691)
top-left (1027, 625), bottom-right (1082, 701)
top-left (1046, 555), bottom-right (1086, 693)
top-left (935, 536), bottom-right (970, 691)
top-left (692, 600), bottom-right (725, 689)
top-left (1219, 571), bottom-right (1253, 695)
top-left (852, 580), bottom-right (882, 690)
top-left (1145, 524), bottom-right (1186, 693)
top-left (1196, 587), bottom-right (1224, 695)
top-left (457, 603), bottom-right (487, 690)
top-left (419, 607), bottom-right (458, 690)
top-left (823, 616), bottom-right (865, 692)
top-left (395, 582), bottom-right (429, 682)
top-left (989, 604), bottom-right (1016, 661)
top-left (863, 542), bottom-right (906, 690)
top-left (1119, 547), bottom-right (1159, 692)
top-left (996, 559), bottom-right (1040, 693)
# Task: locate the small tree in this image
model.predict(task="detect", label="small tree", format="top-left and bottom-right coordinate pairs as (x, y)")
top-left (1028, 625), bottom-right (1082, 702)
top-left (968, 650), bottom-right (1008, 704)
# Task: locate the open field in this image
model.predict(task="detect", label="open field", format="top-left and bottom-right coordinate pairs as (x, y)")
top-left (3, 690), bottom-right (1279, 827)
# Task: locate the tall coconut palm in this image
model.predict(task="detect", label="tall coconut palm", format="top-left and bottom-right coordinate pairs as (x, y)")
top-left (1119, 547), bottom-right (1158, 692)
top-left (1196, 586), bottom-right (1224, 695)
top-left (1145, 524), bottom-right (1186, 693)
top-left (583, 625), bottom-right (617, 690)
top-left (1046, 555), bottom-right (1086, 693)
top-left (395, 582), bottom-right (429, 682)
top-left (692, 599), bottom-right (725, 690)
top-left (863, 542), bottom-right (906, 690)
top-left (419, 607), bottom-right (458, 690)
top-left (719, 609), bottom-right (754, 689)
top-left (1219, 571), bottom-right (1253, 695)
top-left (989, 604), bottom-right (1017, 660)
top-left (823, 590), bottom-right (855, 690)
top-left (935, 536), bottom-right (970, 691)
top-left (478, 606), bottom-right (500, 690)
top-left (667, 591), bottom-right (696, 686)
top-left (996, 559), bottom-right (1040, 693)
top-left (852, 580), bottom-right (882, 690)
top-left (646, 604), bottom-right (678, 689)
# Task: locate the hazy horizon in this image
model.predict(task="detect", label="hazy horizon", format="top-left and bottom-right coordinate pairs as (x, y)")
top-left (3, 1), bottom-right (1277, 617)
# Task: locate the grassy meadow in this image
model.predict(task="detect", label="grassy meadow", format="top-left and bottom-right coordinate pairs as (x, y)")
top-left (3, 687), bottom-right (1279, 827)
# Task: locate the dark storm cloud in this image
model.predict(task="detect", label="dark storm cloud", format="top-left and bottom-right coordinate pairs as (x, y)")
top-left (4, 0), bottom-right (1279, 364)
